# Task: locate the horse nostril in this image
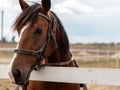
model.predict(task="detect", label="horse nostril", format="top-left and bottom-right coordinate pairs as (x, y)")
top-left (13, 69), bottom-right (21, 79)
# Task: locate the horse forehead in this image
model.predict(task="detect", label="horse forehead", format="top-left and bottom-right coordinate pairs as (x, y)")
top-left (20, 24), bottom-right (29, 37)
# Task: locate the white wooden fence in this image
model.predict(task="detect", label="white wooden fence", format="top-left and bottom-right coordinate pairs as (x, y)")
top-left (71, 49), bottom-right (120, 68)
top-left (1, 64), bottom-right (120, 86)
top-left (71, 49), bottom-right (120, 61)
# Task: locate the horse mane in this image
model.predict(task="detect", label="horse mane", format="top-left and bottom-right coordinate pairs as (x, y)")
top-left (13, 3), bottom-right (40, 31)
top-left (13, 3), bottom-right (70, 55)
top-left (50, 11), bottom-right (70, 55)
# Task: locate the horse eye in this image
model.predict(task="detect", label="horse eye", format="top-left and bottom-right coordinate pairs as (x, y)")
top-left (34, 28), bottom-right (43, 35)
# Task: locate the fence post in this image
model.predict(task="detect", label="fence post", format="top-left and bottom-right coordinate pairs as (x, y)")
top-left (107, 50), bottom-right (110, 61)
top-left (96, 49), bottom-right (99, 61)
top-left (83, 49), bottom-right (87, 62)
top-left (116, 50), bottom-right (119, 68)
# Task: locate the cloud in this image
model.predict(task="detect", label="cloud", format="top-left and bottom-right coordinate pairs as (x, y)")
top-left (82, 0), bottom-right (120, 15)
top-left (0, 0), bottom-right (12, 8)
top-left (69, 36), bottom-right (92, 43)
top-left (96, 7), bottom-right (120, 15)
top-left (53, 0), bottom-right (94, 14)
top-left (13, 4), bottom-right (21, 11)
top-left (1, 0), bottom-right (120, 43)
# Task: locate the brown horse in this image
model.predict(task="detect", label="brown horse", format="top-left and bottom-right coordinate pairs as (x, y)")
top-left (8, 0), bottom-right (87, 90)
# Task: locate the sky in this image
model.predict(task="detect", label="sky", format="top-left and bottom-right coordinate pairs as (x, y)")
top-left (0, 0), bottom-right (120, 43)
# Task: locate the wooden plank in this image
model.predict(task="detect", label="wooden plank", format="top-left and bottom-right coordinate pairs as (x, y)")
top-left (30, 67), bottom-right (120, 86)
top-left (1, 65), bottom-right (120, 86)
top-left (0, 48), bottom-right (14, 51)
top-left (0, 64), bottom-right (9, 79)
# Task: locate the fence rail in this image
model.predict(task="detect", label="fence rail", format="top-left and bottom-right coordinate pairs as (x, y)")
top-left (0, 47), bottom-right (14, 51)
top-left (71, 49), bottom-right (120, 68)
top-left (1, 64), bottom-right (120, 86)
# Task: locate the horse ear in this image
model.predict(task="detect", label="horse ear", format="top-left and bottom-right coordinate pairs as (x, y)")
top-left (41, 0), bottom-right (51, 13)
top-left (19, 0), bottom-right (29, 11)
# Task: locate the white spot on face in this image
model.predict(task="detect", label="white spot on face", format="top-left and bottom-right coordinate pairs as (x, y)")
top-left (8, 24), bottom-right (29, 83)
top-left (19, 24), bottom-right (29, 40)
top-left (8, 53), bottom-right (17, 83)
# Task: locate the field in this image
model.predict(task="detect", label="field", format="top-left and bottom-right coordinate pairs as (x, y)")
top-left (1, 43), bottom-right (120, 90)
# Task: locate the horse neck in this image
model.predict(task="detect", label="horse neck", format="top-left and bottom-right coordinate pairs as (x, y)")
top-left (48, 48), bottom-right (72, 63)
top-left (48, 14), bottom-right (72, 63)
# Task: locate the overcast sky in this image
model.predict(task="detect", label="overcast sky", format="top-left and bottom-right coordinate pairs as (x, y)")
top-left (0, 0), bottom-right (120, 43)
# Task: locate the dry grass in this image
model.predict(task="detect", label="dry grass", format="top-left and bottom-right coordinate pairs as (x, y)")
top-left (0, 79), bottom-right (15, 90)
top-left (0, 43), bottom-right (17, 48)
top-left (77, 59), bottom-right (119, 68)
top-left (0, 51), bottom-right (13, 59)
top-left (0, 51), bottom-right (13, 64)
top-left (86, 85), bottom-right (120, 90)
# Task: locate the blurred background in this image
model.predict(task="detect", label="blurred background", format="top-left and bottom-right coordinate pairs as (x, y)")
top-left (1, 0), bottom-right (120, 90)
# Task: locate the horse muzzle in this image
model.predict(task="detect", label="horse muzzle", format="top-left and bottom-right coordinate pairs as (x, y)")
top-left (8, 67), bottom-right (31, 85)
top-left (8, 70), bottom-right (15, 84)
